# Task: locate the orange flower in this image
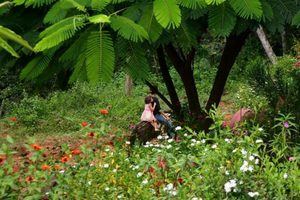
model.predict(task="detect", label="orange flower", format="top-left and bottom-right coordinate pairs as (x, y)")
top-left (81, 121), bottom-right (88, 127)
top-left (10, 117), bottom-right (17, 122)
top-left (41, 164), bottom-right (51, 171)
top-left (31, 144), bottom-right (42, 151)
top-left (178, 177), bottom-right (184, 184)
top-left (25, 176), bottom-right (34, 183)
top-left (88, 132), bottom-right (95, 137)
top-left (61, 155), bottom-right (70, 163)
top-left (71, 149), bottom-right (81, 155)
top-left (54, 164), bottom-right (61, 170)
top-left (99, 109), bottom-right (109, 115)
top-left (158, 158), bottom-right (166, 169)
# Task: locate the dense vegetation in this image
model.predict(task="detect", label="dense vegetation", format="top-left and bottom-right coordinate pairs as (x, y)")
top-left (0, 0), bottom-right (300, 199)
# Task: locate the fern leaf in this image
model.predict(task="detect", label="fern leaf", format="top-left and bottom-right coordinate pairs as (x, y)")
top-left (179, 0), bottom-right (207, 9)
top-left (0, 26), bottom-right (33, 51)
top-left (35, 15), bottom-right (86, 51)
top-left (261, 0), bottom-right (273, 22)
top-left (270, 0), bottom-right (299, 23)
top-left (292, 10), bottom-right (300, 27)
top-left (85, 31), bottom-right (115, 83)
top-left (69, 54), bottom-right (87, 83)
top-left (176, 21), bottom-right (198, 52)
top-left (43, 0), bottom-right (70, 24)
top-left (91, 0), bottom-right (111, 11)
top-left (65, 0), bottom-right (86, 11)
top-left (229, 0), bottom-right (263, 19)
top-left (20, 54), bottom-right (52, 80)
top-left (205, 0), bottom-right (225, 5)
top-left (0, 36), bottom-right (19, 57)
top-left (110, 16), bottom-right (148, 42)
top-left (116, 38), bottom-right (149, 80)
top-left (89, 14), bottom-right (110, 24)
top-left (208, 3), bottom-right (236, 37)
top-left (138, 5), bottom-right (163, 42)
top-left (23, 0), bottom-right (57, 8)
top-left (153, 0), bottom-right (181, 29)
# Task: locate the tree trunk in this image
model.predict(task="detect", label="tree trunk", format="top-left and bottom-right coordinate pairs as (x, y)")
top-left (156, 46), bottom-right (182, 118)
top-left (256, 25), bottom-right (277, 64)
top-left (281, 28), bottom-right (287, 55)
top-left (125, 74), bottom-right (133, 96)
top-left (206, 30), bottom-right (251, 112)
top-left (165, 44), bottom-right (203, 118)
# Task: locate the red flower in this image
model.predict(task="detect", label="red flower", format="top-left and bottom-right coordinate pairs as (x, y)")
top-left (71, 149), bottom-right (81, 155)
top-left (99, 109), bottom-right (109, 115)
top-left (54, 164), bottom-right (61, 170)
top-left (178, 177), bottom-right (184, 184)
top-left (10, 117), bottom-right (17, 122)
top-left (25, 176), bottom-right (34, 183)
top-left (41, 164), bottom-right (51, 171)
top-left (81, 121), bottom-right (88, 127)
top-left (294, 61), bottom-right (300, 68)
top-left (158, 158), bottom-right (166, 169)
top-left (61, 155), bottom-right (70, 163)
top-left (0, 156), bottom-right (6, 165)
top-left (149, 166), bottom-right (155, 174)
top-left (31, 144), bottom-right (42, 151)
top-left (88, 132), bottom-right (95, 137)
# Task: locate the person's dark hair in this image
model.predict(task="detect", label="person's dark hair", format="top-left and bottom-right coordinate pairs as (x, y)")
top-left (145, 96), bottom-right (152, 104)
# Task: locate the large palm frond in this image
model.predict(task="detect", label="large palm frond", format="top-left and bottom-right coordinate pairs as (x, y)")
top-left (208, 3), bottom-right (237, 37)
top-left (85, 31), bottom-right (115, 83)
top-left (229, 0), bottom-right (263, 19)
top-left (35, 15), bottom-right (86, 51)
top-left (110, 15), bottom-right (149, 42)
top-left (153, 0), bottom-right (181, 29)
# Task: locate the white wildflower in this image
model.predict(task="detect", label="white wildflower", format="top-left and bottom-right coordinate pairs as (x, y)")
top-left (212, 144), bottom-right (218, 149)
top-left (196, 140), bottom-right (201, 144)
top-left (201, 139), bottom-right (206, 143)
top-left (225, 171), bottom-right (230, 175)
top-left (103, 164), bottom-right (109, 168)
top-left (171, 190), bottom-right (177, 196)
top-left (59, 170), bottom-right (65, 174)
top-left (168, 139), bottom-right (173, 143)
top-left (258, 128), bottom-right (263, 132)
top-left (88, 181), bottom-right (92, 185)
top-left (155, 144), bottom-right (160, 147)
top-left (117, 194), bottom-right (123, 199)
top-left (164, 183), bottom-right (173, 191)
top-left (157, 135), bottom-right (163, 140)
top-left (105, 148), bottom-right (110, 152)
top-left (125, 141), bottom-right (130, 145)
top-left (239, 180), bottom-right (244, 185)
top-left (248, 165), bottom-right (254, 172)
top-left (184, 133), bottom-right (188, 137)
top-left (113, 169), bottom-right (117, 173)
top-left (225, 138), bottom-right (231, 143)
top-left (232, 148), bottom-right (238, 153)
top-left (255, 159), bottom-right (259, 165)
top-left (149, 143), bottom-right (153, 147)
top-left (240, 160), bottom-right (249, 172)
top-left (166, 144), bottom-right (172, 149)
top-left (191, 139), bottom-right (197, 143)
top-left (144, 144), bottom-right (149, 148)
top-left (241, 149), bottom-right (247, 156)
top-left (224, 179), bottom-right (237, 193)
top-left (249, 155), bottom-right (255, 161)
top-left (255, 139), bottom-right (263, 144)
top-left (164, 135), bottom-right (169, 139)
top-left (283, 173), bottom-right (288, 179)
top-left (175, 126), bottom-right (182, 131)
top-left (146, 141), bottom-right (150, 145)
top-left (142, 179), bottom-right (148, 184)
top-left (137, 172), bottom-right (143, 177)
top-left (191, 143), bottom-right (195, 147)
top-left (133, 165), bottom-right (139, 170)
top-left (248, 192), bottom-right (259, 197)
top-left (105, 187), bottom-right (110, 191)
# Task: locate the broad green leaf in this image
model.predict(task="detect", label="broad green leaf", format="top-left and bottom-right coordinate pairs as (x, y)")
top-left (89, 14), bottom-right (110, 24)
top-left (205, 0), bottom-right (225, 5)
top-left (91, 0), bottom-right (111, 11)
top-left (261, 0), bottom-right (273, 22)
top-left (110, 16), bottom-right (148, 42)
top-left (0, 36), bottom-right (19, 57)
top-left (292, 10), bottom-right (300, 27)
top-left (85, 31), bottom-right (115, 83)
top-left (153, 0), bottom-right (181, 29)
top-left (179, 0), bottom-right (207, 9)
top-left (138, 5), bottom-right (163, 42)
top-left (208, 3), bottom-right (236, 37)
top-left (229, 0), bottom-right (263, 19)
top-left (0, 26), bottom-right (33, 51)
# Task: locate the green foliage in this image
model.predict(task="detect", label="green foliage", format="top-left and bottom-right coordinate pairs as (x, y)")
top-left (179, 0), bottom-right (207, 9)
top-left (229, 0), bottom-right (262, 19)
top-left (86, 31), bottom-right (115, 83)
top-left (153, 0), bottom-right (181, 29)
top-left (208, 3), bottom-right (236, 37)
top-left (292, 10), bottom-right (300, 27)
top-left (110, 16), bottom-right (149, 42)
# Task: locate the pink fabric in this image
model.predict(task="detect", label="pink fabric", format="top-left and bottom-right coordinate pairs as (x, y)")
top-left (229, 108), bottom-right (252, 129)
top-left (141, 104), bottom-right (156, 122)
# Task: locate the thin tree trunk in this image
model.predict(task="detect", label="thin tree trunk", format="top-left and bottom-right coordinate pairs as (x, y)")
top-left (125, 74), bottom-right (133, 96)
top-left (156, 46), bottom-right (182, 118)
top-left (281, 28), bottom-right (287, 55)
top-left (0, 99), bottom-right (5, 117)
top-left (165, 44), bottom-right (203, 118)
top-left (256, 25), bottom-right (277, 64)
top-left (145, 81), bottom-right (173, 110)
top-left (206, 30), bottom-right (251, 112)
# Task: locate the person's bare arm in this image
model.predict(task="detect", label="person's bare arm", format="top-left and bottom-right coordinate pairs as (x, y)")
top-left (150, 103), bottom-right (156, 111)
